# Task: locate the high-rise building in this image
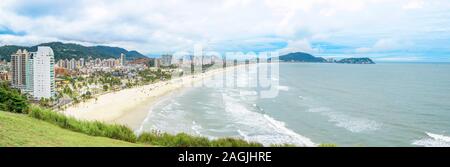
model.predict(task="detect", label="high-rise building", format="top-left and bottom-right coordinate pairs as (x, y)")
top-left (31, 46), bottom-right (55, 99)
top-left (161, 54), bottom-right (173, 66)
top-left (95, 58), bottom-right (101, 66)
top-left (79, 58), bottom-right (85, 68)
top-left (10, 49), bottom-right (31, 90)
top-left (25, 52), bottom-right (34, 94)
top-left (154, 58), bottom-right (161, 68)
top-left (69, 58), bottom-right (76, 70)
top-left (120, 53), bottom-right (126, 66)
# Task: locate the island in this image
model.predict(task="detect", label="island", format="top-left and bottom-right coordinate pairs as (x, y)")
top-left (278, 52), bottom-right (375, 64)
top-left (336, 58), bottom-right (375, 64)
top-left (278, 52), bottom-right (327, 63)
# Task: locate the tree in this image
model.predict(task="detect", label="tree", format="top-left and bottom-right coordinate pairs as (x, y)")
top-left (0, 82), bottom-right (30, 113)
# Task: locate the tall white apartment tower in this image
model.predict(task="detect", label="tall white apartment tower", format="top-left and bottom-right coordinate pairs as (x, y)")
top-left (120, 53), bottom-right (126, 66)
top-left (31, 46), bottom-right (55, 99)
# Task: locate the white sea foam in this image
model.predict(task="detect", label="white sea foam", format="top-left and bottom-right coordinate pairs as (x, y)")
top-left (222, 94), bottom-right (316, 146)
top-left (240, 90), bottom-right (258, 96)
top-left (278, 85), bottom-right (289, 91)
top-left (427, 132), bottom-right (450, 142)
top-left (324, 112), bottom-right (381, 133)
top-left (136, 108), bottom-right (154, 135)
top-left (412, 132), bottom-right (450, 147)
top-left (252, 104), bottom-right (265, 112)
top-left (306, 107), bottom-right (330, 113)
top-left (192, 121), bottom-right (202, 135)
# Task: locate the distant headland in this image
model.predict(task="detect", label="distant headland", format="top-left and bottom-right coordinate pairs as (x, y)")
top-left (279, 52), bottom-right (375, 64)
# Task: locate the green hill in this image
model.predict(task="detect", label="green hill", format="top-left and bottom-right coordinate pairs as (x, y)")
top-left (279, 52), bottom-right (327, 62)
top-left (279, 52), bottom-right (375, 64)
top-left (0, 111), bottom-right (144, 147)
top-left (0, 42), bottom-right (147, 61)
top-left (336, 57), bottom-right (375, 64)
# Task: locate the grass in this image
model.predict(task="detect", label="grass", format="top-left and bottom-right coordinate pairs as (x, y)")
top-left (138, 130), bottom-right (263, 147)
top-left (26, 106), bottom-right (265, 147)
top-left (318, 143), bottom-right (337, 147)
top-left (0, 111), bottom-right (144, 147)
top-left (28, 106), bottom-right (137, 143)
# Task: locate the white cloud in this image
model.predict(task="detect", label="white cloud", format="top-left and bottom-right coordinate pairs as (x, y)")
top-left (373, 56), bottom-right (423, 62)
top-left (277, 39), bottom-right (318, 55)
top-left (403, 0), bottom-right (424, 9)
top-left (0, 0), bottom-right (448, 60)
top-left (355, 38), bottom-right (414, 53)
top-left (0, 34), bottom-right (58, 46)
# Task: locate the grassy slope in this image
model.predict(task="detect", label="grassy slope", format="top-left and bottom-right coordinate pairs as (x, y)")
top-left (0, 111), bottom-right (145, 147)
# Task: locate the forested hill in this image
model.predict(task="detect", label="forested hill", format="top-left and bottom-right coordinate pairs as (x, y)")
top-left (279, 52), bottom-right (375, 64)
top-left (0, 42), bottom-right (147, 61)
top-left (279, 52), bottom-right (327, 62)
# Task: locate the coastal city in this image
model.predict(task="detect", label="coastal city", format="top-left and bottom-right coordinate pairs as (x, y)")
top-left (0, 44), bottom-right (274, 112)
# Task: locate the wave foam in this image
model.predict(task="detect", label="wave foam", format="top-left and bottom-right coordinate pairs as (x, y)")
top-left (413, 132), bottom-right (450, 147)
top-left (222, 94), bottom-right (315, 146)
top-left (278, 85), bottom-right (289, 91)
top-left (324, 112), bottom-right (381, 133)
top-left (306, 107), bottom-right (330, 113)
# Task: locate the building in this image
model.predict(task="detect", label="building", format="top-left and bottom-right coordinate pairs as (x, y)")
top-left (69, 58), bottom-right (76, 70)
top-left (154, 58), bottom-right (161, 68)
top-left (161, 54), bottom-right (172, 66)
top-left (79, 58), bottom-right (85, 68)
top-left (10, 49), bottom-right (31, 90)
top-left (327, 58), bottom-right (336, 63)
top-left (54, 67), bottom-right (68, 77)
top-left (120, 53), bottom-right (126, 66)
top-left (95, 58), bottom-right (101, 66)
top-left (30, 46), bottom-right (55, 99)
top-left (57, 59), bottom-right (66, 68)
top-left (0, 71), bottom-right (9, 81)
top-left (202, 55), bottom-right (212, 65)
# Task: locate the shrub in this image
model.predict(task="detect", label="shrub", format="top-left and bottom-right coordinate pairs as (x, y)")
top-left (0, 82), bottom-right (29, 114)
top-left (318, 143), bottom-right (337, 147)
top-left (137, 130), bottom-right (263, 147)
top-left (28, 106), bottom-right (137, 142)
top-left (269, 143), bottom-right (297, 147)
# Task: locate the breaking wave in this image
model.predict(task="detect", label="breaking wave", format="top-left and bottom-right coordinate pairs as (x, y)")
top-left (413, 132), bottom-right (450, 147)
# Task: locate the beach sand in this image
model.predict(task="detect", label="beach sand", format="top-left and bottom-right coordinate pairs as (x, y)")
top-left (62, 66), bottom-right (238, 130)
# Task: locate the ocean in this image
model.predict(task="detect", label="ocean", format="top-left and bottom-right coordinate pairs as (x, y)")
top-left (137, 63), bottom-right (450, 147)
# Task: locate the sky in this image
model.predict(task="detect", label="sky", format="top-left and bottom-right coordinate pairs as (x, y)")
top-left (0, 0), bottom-right (450, 62)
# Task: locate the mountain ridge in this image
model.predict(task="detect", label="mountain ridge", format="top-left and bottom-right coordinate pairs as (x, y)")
top-left (0, 42), bottom-right (147, 61)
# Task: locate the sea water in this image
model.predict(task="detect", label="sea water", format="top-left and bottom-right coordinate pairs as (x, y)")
top-left (138, 63), bottom-right (450, 147)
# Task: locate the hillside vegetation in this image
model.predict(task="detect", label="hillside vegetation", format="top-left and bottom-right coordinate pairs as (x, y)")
top-left (0, 111), bottom-right (143, 147)
top-left (0, 42), bottom-right (147, 61)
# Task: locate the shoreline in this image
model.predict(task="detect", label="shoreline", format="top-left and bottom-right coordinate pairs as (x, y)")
top-left (62, 65), bottom-right (242, 130)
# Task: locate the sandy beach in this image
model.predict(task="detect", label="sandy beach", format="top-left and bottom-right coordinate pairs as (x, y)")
top-left (62, 66), bottom-right (238, 130)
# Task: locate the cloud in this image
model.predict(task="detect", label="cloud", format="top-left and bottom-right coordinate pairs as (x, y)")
top-left (373, 56), bottom-right (424, 62)
top-left (355, 38), bottom-right (414, 53)
top-left (0, 0), bottom-right (448, 62)
top-left (403, 0), bottom-right (425, 9)
top-left (277, 39), bottom-right (318, 54)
